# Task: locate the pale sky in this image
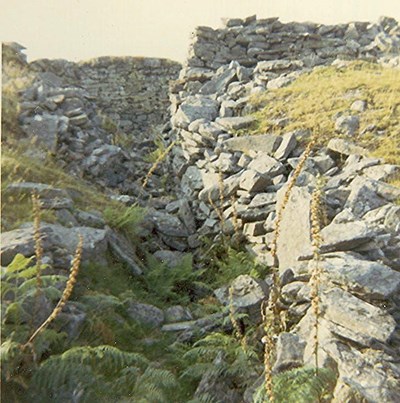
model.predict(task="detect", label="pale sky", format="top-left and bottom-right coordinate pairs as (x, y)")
top-left (1, 0), bottom-right (399, 63)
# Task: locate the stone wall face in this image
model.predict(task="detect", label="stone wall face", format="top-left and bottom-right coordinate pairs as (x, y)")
top-left (165, 18), bottom-right (400, 400)
top-left (186, 15), bottom-right (400, 69)
top-left (30, 56), bottom-right (181, 137)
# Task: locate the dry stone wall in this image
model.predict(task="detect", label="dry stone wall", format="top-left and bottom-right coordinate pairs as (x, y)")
top-left (186, 15), bottom-right (400, 69)
top-left (166, 16), bottom-right (400, 401)
top-left (30, 56), bottom-right (181, 137)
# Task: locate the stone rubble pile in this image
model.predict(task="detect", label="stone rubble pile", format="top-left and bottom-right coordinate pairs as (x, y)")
top-left (2, 42), bottom-right (178, 197)
top-left (2, 15), bottom-right (400, 401)
top-left (165, 16), bottom-right (400, 402)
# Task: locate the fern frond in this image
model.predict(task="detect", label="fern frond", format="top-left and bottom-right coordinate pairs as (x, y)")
top-left (17, 275), bottom-right (68, 295)
top-left (253, 367), bottom-right (336, 403)
top-left (6, 254), bottom-right (34, 274)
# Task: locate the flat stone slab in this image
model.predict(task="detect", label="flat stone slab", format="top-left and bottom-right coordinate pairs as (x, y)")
top-left (312, 252), bottom-right (400, 299)
top-left (276, 186), bottom-right (312, 270)
top-left (172, 96), bottom-right (219, 129)
top-left (223, 134), bottom-right (282, 154)
top-left (327, 138), bottom-right (367, 156)
top-left (161, 321), bottom-right (195, 332)
top-left (215, 116), bottom-right (256, 131)
top-left (5, 182), bottom-right (69, 199)
top-left (1, 224), bottom-right (109, 267)
top-left (319, 221), bottom-right (374, 252)
top-left (321, 287), bottom-right (396, 343)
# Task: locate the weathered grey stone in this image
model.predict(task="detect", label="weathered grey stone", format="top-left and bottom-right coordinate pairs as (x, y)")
top-left (362, 164), bottom-right (399, 181)
top-left (326, 340), bottom-right (400, 402)
top-left (68, 113), bottom-right (88, 126)
top-left (194, 353), bottom-right (243, 403)
top-left (223, 134), bottom-right (282, 154)
top-left (177, 199), bottom-right (197, 234)
top-left (5, 182), bottom-right (69, 200)
top-left (319, 221), bottom-right (375, 252)
top-left (161, 321), bottom-right (194, 332)
top-left (315, 252), bottom-right (400, 299)
top-left (22, 114), bottom-right (60, 152)
top-left (149, 211), bottom-right (189, 237)
top-left (239, 169), bottom-right (271, 192)
top-left (160, 234), bottom-right (188, 252)
top-left (321, 287), bottom-right (396, 343)
top-left (216, 116), bottom-right (256, 131)
top-left (199, 66), bottom-right (237, 95)
top-left (249, 192), bottom-right (276, 208)
top-left (384, 205), bottom-right (400, 231)
top-left (152, 250), bottom-right (185, 268)
top-left (276, 186), bottom-right (312, 270)
top-left (239, 207), bottom-right (272, 223)
top-left (281, 281), bottom-right (311, 303)
top-left (214, 275), bottom-right (269, 323)
top-left (55, 209), bottom-right (78, 227)
top-left (274, 132), bottom-right (297, 160)
top-left (164, 305), bottom-right (193, 323)
top-left (107, 231), bottom-right (143, 276)
top-left (126, 301), bottom-right (164, 328)
top-left (172, 96), bottom-right (219, 128)
top-left (75, 210), bottom-right (105, 229)
top-left (1, 224), bottom-right (109, 267)
top-left (345, 176), bottom-right (388, 217)
top-left (312, 155), bottom-right (336, 174)
top-left (248, 153), bottom-right (285, 177)
top-left (254, 59), bottom-right (300, 72)
top-left (243, 221), bottom-right (266, 237)
top-left (214, 152), bottom-right (238, 173)
top-left (57, 303), bottom-right (86, 340)
top-left (40, 197), bottom-right (74, 210)
top-left (273, 333), bottom-right (306, 372)
top-left (267, 75), bottom-right (296, 89)
top-left (350, 99), bottom-right (367, 112)
top-left (181, 166), bottom-right (204, 195)
top-left (327, 138), bottom-right (367, 156)
top-left (199, 175), bottom-right (240, 202)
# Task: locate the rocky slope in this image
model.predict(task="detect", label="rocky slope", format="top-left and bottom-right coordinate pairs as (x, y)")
top-left (2, 16), bottom-right (400, 403)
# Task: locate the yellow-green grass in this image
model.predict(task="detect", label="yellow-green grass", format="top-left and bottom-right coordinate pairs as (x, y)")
top-left (249, 61), bottom-right (400, 165)
top-left (1, 143), bottom-right (123, 231)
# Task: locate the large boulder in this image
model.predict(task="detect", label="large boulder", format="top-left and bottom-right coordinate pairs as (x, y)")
top-left (276, 186), bottom-right (312, 271)
top-left (214, 274), bottom-right (269, 324)
top-left (172, 96), bottom-right (219, 129)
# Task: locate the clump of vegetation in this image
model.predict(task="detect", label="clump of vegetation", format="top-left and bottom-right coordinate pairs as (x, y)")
top-left (182, 332), bottom-right (260, 392)
top-left (1, 144), bottom-right (125, 231)
top-left (249, 61), bottom-right (400, 164)
top-left (200, 238), bottom-right (269, 287)
top-left (31, 345), bottom-right (178, 402)
top-left (143, 253), bottom-right (206, 306)
top-left (143, 139), bottom-right (177, 188)
top-left (2, 45), bottom-right (33, 139)
top-left (253, 367), bottom-right (336, 403)
top-left (103, 203), bottom-right (147, 239)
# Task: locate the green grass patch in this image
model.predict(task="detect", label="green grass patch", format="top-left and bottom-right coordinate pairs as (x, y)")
top-left (249, 61), bottom-right (400, 164)
top-left (1, 143), bottom-right (124, 231)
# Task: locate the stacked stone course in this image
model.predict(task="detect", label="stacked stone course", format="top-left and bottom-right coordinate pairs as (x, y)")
top-left (30, 56), bottom-right (181, 137)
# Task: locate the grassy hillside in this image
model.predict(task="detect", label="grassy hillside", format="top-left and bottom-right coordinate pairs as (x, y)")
top-left (249, 61), bottom-right (400, 165)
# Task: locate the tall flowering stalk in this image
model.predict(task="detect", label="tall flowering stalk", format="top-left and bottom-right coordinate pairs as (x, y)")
top-left (262, 138), bottom-right (316, 401)
top-left (25, 235), bottom-right (83, 346)
top-left (310, 179), bottom-right (325, 375)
